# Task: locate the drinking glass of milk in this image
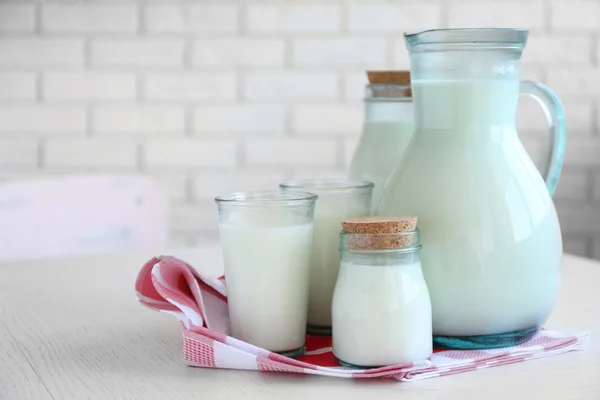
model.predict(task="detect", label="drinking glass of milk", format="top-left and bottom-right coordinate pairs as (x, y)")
top-left (349, 70), bottom-right (413, 210)
top-left (215, 191), bottom-right (317, 357)
top-left (279, 179), bottom-right (373, 335)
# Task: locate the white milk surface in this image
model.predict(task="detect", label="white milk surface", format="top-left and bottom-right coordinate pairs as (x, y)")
top-left (307, 196), bottom-right (370, 327)
top-left (219, 215), bottom-right (313, 352)
top-left (332, 261), bottom-right (433, 366)
top-left (350, 121), bottom-right (413, 209)
top-left (377, 79), bottom-right (562, 336)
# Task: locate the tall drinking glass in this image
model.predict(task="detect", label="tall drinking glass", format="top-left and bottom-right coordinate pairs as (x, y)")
top-left (215, 191), bottom-right (317, 357)
top-left (280, 179), bottom-right (373, 335)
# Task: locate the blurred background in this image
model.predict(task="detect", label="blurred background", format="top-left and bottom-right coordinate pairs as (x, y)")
top-left (0, 0), bottom-right (598, 259)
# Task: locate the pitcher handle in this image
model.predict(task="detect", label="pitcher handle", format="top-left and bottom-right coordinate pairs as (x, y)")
top-left (519, 80), bottom-right (567, 196)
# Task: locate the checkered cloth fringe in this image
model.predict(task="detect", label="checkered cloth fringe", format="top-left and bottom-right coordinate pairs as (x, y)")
top-left (135, 255), bottom-right (589, 381)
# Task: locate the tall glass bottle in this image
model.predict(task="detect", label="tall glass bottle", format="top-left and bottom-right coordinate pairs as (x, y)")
top-left (349, 71), bottom-right (413, 211)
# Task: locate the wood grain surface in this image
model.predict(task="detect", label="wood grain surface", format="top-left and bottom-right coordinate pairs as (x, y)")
top-left (0, 248), bottom-right (598, 400)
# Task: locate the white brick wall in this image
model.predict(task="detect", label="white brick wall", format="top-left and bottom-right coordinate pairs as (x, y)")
top-left (92, 106), bottom-right (185, 135)
top-left (0, 106), bottom-right (86, 135)
top-left (144, 72), bottom-right (236, 101)
top-left (293, 39), bottom-right (387, 67)
top-left (44, 139), bottom-right (137, 169)
top-left (43, 72), bottom-right (137, 101)
top-left (144, 4), bottom-right (238, 33)
top-left (143, 139), bottom-right (237, 168)
top-left (192, 39), bottom-right (285, 67)
top-left (42, 5), bottom-right (138, 33)
top-left (0, 73), bottom-right (36, 100)
top-left (0, 0), bottom-right (598, 259)
top-left (244, 72), bottom-right (337, 101)
top-left (91, 39), bottom-right (185, 67)
top-left (193, 105), bottom-right (286, 134)
top-left (347, 4), bottom-right (442, 32)
top-left (550, 1), bottom-right (600, 30)
top-left (0, 4), bottom-right (35, 32)
top-left (0, 39), bottom-right (84, 67)
top-left (246, 5), bottom-right (341, 33)
top-left (447, 1), bottom-right (545, 31)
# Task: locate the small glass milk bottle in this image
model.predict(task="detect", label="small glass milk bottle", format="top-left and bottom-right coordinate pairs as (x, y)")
top-left (332, 216), bottom-right (432, 368)
top-left (349, 71), bottom-right (413, 210)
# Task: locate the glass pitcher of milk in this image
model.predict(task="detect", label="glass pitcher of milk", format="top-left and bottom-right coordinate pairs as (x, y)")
top-left (349, 71), bottom-right (413, 210)
top-left (377, 29), bottom-right (566, 349)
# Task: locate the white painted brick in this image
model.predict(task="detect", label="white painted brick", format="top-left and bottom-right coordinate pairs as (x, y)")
top-left (246, 5), bottom-right (340, 33)
top-left (42, 4), bottom-right (137, 33)
top-left (448, 1), bottom-right (544, 30)
top-left (556, 204), bottom-right (600, 235)
top-left (392, 39), bottom-right (411, 69)
top-left (0, 106), bottom-right (85, 134)
top-left (193, 105), bottom-right (286, 134)
top-left (292, 105), bottom-right (363, 135)
top-left (348, 4), bottom-right (442, 32)
top-left (519, 66), bottom-right (545, 83)
top-left (244, 72), bottom-right (337, 101)
top-left (150, 174), bottom-right (187, 202)
top-left (144, 139), bottom-right (237, 168)
top-left (91, 39), bottom-right (184, 67)
top-left (144, 72), bottom-right (236, 101)
top-left (343, 72), bottom-right (369, 102)
top-left (245, 139), bottom-right (337, 166)
top-left (45, 139), bottom-right (137, 168)
top-left (290, 168), bottom-right (347, 180)
top-left (192, 171), bottom-right (285, 200)
top-left (546, 68), bottom-right (600, 99)
top-left (0, 139), bottom-right (37, 167)
top-left (517, 96), bottom-right (592, 134)
top-left (343, 138), bottom-right (360, 168)
top-left (593, 173), bottom-right (600, 201)
top-left (563, 237), bottom-right (588, 257)
top-left (0, 4), bottom-right (35, 32)
top-left (550, 0), bottom-right (600, 30)
top-left (43, 72), bottom-right (136, 101)
top-left (293, 38), bottom-right (386, 67)
top-left (145, 4), bottom-right (237, 33)
top-left (171, 202), bottom-right (218, 233)
top-left (523, 34), bottom-right (592, 64)
top-left (0, 73), bottom-right (36, 100)
top-left (562, 99), bottom-right (594, 133)
top-left (192, 39), bottom-right (284, 67)
top-left (554, 170), bottom-right (589, 202)
top-left (0, 39), bottom-right (84, 68)
top-left (93, 106), bottom-right (185, 134)
top-left (563, 137), bottom-right (600, 166)
top-left (593, 240), bottom-right (600, 260)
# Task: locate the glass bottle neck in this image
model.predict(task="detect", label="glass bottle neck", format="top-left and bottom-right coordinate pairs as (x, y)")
top-left (364, 100), bottom-right (413, 124)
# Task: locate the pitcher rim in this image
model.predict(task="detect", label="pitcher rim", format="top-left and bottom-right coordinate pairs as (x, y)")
top-left (405, 28), bottom-right (529, 48)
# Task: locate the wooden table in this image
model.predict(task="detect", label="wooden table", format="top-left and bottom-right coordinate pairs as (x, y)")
top-left (0, 247), bottom-right (598, 400)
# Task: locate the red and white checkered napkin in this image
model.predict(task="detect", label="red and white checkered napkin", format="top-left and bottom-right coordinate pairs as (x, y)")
top-left (135, 255), bottom-right (589, 381)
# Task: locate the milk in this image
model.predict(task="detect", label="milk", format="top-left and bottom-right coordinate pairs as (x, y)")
top-left (218, 217), bottom-right (313, 352)
top-left (350, 121), bottom-right (413, 208)
top-left (350, 101), bottom-right (413, 211)
top-left (307, 197), bottom-right (370, 328)
top-left (377, 79), bottom-right (562, 336)
top-left (332, 261), bottom-right (432, 366)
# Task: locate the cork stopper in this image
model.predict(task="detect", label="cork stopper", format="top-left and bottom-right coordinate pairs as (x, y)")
top-left (366, 70), bottom-right (412, 99)
top-left (367, 71), bottom-right (411, 85)
top-left (341, 216), bottom-right (418, 250)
